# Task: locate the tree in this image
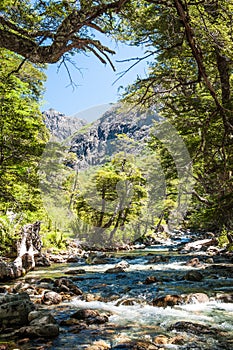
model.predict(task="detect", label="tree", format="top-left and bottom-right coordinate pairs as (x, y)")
top-left (74, 153), bottom-right (147, 246)
top-left (114, 0), bottom-right (233, 230)
top-left (0, 0), bottom-right (129, 65)
top-left (0, 48), bottom-right (48, 217)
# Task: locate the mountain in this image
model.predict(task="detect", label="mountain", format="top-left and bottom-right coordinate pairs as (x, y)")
top-left (42, 105), bottom-right (158, 169)
top-left (42, 108), bottom-right (87, 141)
top-left (69, 104), bottom-right (158, 169)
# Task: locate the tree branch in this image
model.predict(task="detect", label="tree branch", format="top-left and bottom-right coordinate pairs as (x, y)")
top-left (0, 0), bottom-right (129, 64)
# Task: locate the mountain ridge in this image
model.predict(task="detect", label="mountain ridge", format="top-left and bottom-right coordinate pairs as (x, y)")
top-left (43, 104), bottom-right (158, 169)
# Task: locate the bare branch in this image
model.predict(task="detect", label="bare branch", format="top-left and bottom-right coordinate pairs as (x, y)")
top-left (113, 51), bottom-right (157, 85)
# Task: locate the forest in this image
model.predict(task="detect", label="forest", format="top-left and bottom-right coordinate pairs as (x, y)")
top-left (0, 0), bottom-right (232, 251)
top-left (0, 1), bottom-right (233, 350)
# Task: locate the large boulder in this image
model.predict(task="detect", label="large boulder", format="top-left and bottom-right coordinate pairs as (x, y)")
top-left (15, 324), bottom-right (59, 338)
top-left (0, 293), bottom-right (35, 327)
top-left (15, 310), bottom-right (59, 338)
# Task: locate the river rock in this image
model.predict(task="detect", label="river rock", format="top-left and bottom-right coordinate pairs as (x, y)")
top-left (143, 276), bottom-right (158, 284)
top-left (184, 270), bottom-right (203, 281)
top-left (154, 335), bottom-right (169, 344)
top-left (34, 253), bottom-right (51, 267)
top-left (64, 269), bottom-right (86, 275)
top-left (0, 286), bottom-right (8, 293)
top-left (0, 292), bottom-right (35, 327)
top-left (183, 238), bottom-right (218, 252)
top-left (14, 309), bottom-right (60, 338)
top-left (14, 282), bottom-right (36, 294)
top-left (152, 294), bottom-right (184, 307)
top-left (168, 321), bottom-right (218, 335)
top-left (170, 335), bottom-right (185, 345)
top-left (28, 311), bottom-right (57, 325)
top-left (85, 293), bottom-right (102, 302)
top-left (15, 324), bottom-right (59, 338)
top-left (115, 260), bottom-right (130, 269)
top-left (215, 293), bottom-right (233, 303)
top-left (54, 277), bottom-right (83, 295)
top-left (115, 298), bottom-right (141, 306)
top-left (112, 340), bottom-right (159, 349)
top-left (41, 290), bottom-right (62, 305)
top-left (71, 309), bottom-right (108, 324)
top-left (39, 277), bottom-right (55, 284)
top-left (66, 255), bottom-right (80, 263)
top-left (147, 255), bottom-right (169, 263)
top-left (105, 267), bottom-right (125, 273)
top-left (185, 293), bottom-right (209, 304)
top-left (48, 254), bottom-right (66, 263)
top-left (186, 257), bottom-right (202, 267)
top-left (85, 340), bottom-right (110, 350)
top-left (91, 257), bottom-right (109, 264)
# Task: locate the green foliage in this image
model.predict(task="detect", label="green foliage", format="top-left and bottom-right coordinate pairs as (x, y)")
top-left (218, 226), bottom-right (233, 251)
top-left (115, 0), bottom-right (233, 231)
top-left (0, 48), bottom-right (50, 250)
top-left (73, 153), bottom-right (148, 246)
top-left (0, 214), bottom-right (21, 255)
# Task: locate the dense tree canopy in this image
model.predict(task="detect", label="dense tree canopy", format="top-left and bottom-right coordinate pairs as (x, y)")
top-left (115, 0), bottom-right (233, 229)
top-left (0, 0), bottom-right (128, 65)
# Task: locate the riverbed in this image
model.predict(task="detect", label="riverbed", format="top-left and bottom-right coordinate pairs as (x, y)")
top-left (2, 234), bottom-right (233, 349)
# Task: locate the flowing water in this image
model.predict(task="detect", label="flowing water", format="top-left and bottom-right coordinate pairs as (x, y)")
top-left (6, 234), bottom-right (233, 349)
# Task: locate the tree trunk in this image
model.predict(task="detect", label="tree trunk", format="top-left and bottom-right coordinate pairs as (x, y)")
top-left (0, 222), bottom-right (42, 280)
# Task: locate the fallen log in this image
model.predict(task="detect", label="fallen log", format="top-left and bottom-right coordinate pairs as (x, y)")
top-left (0, 221), bottom-right (42, 280)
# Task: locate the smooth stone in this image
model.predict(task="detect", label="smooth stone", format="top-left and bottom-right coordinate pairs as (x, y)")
top-left (185, 292), bottom-right (209, 304)
top-left (41, 291), bottom-right (62, 305)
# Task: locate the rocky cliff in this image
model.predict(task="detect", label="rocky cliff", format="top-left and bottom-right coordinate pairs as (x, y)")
top-left (69, 104), bottom-right (158, 169)
top-left (43, 105), bottom-right (158, 169)
top-left (42, 108), bottom-right (87, 141)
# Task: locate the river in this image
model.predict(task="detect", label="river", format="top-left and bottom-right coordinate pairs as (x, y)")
top-left (6, 233), bottom-right (233, 349)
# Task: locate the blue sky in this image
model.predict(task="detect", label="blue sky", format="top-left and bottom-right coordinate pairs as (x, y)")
top-left (42, 36), bottom-right (148, 120)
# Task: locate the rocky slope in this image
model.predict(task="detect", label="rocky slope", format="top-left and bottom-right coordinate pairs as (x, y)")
top-left (42, 108), bottom-right (87, 141)
top-left (42, 105), bottom-right (158, 169)
top-left (69, 104), bottom-right (158, 169)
